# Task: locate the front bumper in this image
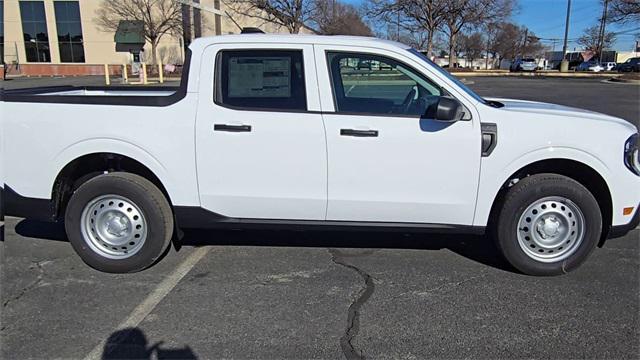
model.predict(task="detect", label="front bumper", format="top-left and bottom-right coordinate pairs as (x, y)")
top-left (608, 203), bottom-right (640, 239)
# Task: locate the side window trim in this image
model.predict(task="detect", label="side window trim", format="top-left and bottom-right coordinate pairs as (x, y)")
top-left (213, 48), bottom-right (309, 112)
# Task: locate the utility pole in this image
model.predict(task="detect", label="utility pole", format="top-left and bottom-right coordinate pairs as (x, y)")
top-left (332, 0), bottom-right (337, 20)
top-left (181, 3), bottom-right (192, 55)
top-left (486, 35), bottom-right (490, 70)
top-left (560, 0), bottom-right (571, 72)
top-left (193, 0), bottom-right (202, 39)
top-left (397, 10), bottom-right (401, 41)
top-left (522, 28), bottom-right (529, 58)
top-left (598, 0), bottom-right (609, 63)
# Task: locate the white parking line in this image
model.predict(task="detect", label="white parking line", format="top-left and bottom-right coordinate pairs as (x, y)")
top-left (84, 246), bottom-right (211, 360)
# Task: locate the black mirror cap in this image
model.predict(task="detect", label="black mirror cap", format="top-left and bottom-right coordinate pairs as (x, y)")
top-left (424, 96), bottom-right (463, 122)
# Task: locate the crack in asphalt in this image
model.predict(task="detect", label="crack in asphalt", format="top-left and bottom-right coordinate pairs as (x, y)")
top-left (2, 259), bottom-right (52, 311)
top-left (328, 249), bottom-right (376, 360)
top-left (382, 273), bottom-right (488, 304)
top-left (414, 273), bottom-right (488, 295)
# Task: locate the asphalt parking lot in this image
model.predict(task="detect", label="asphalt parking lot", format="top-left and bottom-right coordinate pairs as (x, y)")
top-left (1, 77), bottom-right (639, 359)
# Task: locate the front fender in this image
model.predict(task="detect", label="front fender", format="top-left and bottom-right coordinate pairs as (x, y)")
top-left (473, 146), bottom-right (612, 227)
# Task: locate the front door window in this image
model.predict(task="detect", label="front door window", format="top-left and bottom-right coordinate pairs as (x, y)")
top-left (327, 52), bottom-right (443, 116)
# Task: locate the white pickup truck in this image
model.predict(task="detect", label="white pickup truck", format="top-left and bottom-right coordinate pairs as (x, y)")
top-left (2, 34), bottom-right (639, 275)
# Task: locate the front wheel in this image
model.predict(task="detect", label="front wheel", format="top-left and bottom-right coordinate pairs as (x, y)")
top-left (65, 172), bottom-right (174, 273)
top-left (495, 174), bottom-right (602, 276)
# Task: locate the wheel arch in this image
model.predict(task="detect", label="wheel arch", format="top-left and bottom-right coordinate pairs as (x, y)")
top-left (51, 152), bottom-right (173, 221)
top-left (486, 158), bottom-right (613, 245)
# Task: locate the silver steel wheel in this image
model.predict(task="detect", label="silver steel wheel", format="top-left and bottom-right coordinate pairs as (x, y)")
top-left (517, 196), bottom-right (586, 263)
top-left (80, 194), bottom-right (148, 259)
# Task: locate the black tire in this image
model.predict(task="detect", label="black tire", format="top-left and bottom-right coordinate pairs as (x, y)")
top-left (65, 172), bottom-right (173, 273)
top-left (495, 174), bottom-right (602, 276)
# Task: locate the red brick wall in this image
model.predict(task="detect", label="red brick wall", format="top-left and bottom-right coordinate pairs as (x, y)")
top-left (13, 64), bottom-right (124, 77)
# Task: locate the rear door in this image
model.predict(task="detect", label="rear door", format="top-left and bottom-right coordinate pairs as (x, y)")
top-left (195, 43), bottom-right (327, 220)
top-left (315, 45), bottom-right (482, 225)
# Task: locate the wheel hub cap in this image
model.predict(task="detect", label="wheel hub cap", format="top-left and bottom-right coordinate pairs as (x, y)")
top-left (517, 196), bottom-right (585, 263)
top-left (80, 195), bottom-right (148, 259)
top-left (537, 216), bottom-right (561, 239)
top-left (105, 214), bottom-right (130, 237)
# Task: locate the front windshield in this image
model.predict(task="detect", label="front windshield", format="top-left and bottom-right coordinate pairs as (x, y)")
top-left (408, 48), bottom-right (486, 104)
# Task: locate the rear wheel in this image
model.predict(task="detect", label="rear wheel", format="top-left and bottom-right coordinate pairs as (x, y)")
top-left (65, 172), bottom-right (173, 273)
top-left (495, 174), bottom-right (602, 276)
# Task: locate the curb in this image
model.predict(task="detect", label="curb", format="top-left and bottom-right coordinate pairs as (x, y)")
top-left (449, 72), bottom-right (623, 78)
top-left (605, 78), bottom-right (640, 85)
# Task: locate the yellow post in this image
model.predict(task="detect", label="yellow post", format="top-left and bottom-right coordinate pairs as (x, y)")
top-left (142, 63), bottom-right (148, 85)
top-left (104, 64), bottom-right (110, 85)
top-left (122, 64), bottom-right (128, 84)
top-left (158, 61), bottom-right (164, 84)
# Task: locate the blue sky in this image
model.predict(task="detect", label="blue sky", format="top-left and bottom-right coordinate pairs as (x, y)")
top-left (343, 0), bottom-right (639, 51)
top-left (513, 0), bottom-right (637, 51)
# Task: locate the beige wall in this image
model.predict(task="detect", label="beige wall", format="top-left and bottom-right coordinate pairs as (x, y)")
top-left (3, 0), bottom-right (311, 67)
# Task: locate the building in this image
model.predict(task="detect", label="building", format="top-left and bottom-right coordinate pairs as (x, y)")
top-left (1, 0), bottom-right (306, 76)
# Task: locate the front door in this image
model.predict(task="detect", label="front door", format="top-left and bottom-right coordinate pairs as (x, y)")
top-left (195, 44), bottom-right (327, 220)
top-left (316, 47), bottom-right (481, 225)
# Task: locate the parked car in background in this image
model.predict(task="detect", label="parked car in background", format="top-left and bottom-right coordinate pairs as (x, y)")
top-left (510, 58), bottom-right (537, 72)
top-left (587, 63), bottom-right (605, 72)
top-left (576, 61), bottom-right (598, 71)
top-left (603, 62), bottom-right (617, 71)
top-left (617, 57), bottom-right (640, 72)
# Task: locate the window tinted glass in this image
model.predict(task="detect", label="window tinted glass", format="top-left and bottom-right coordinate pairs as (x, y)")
top-left (217, 50), bottom-right (307, 111)
top-left (327, 52), bottom-right (442, 116)
top-left (54, 1), bottom-right (85, 63)
top-left (19, 1), bottom-right (50, 62)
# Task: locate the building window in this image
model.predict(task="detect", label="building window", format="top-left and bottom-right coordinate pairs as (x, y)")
top-left (54, 1), bottom-right (85, 63)
top-left (1, 1), bottom-right (4, 63)
top-left (20, 1), bottom-right (51, 62)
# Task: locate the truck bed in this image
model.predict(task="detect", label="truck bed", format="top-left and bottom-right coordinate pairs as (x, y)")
top-left (1, 51), bottom-right (191, 107)
top-left (1, 84), bottom-right (186, 107)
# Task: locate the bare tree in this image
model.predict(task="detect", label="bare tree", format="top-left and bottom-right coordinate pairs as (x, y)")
top-left (460, 32), bottom-right (484, 66)
top-left (488, 22), bottom-right (544, 63)
top-left (367, 0), bottom-right (447, 57)
top-left (578, 25), bottom-right (617, 54)
top-left (607, 0), bottom-right (640, 23)
top-left (224, 0), bottom-right (316, 34)
top-left (442, 0), bottom-right (514, 66)
top-left (483, 22), bottom-right (500, 68)
top-left (95, 0), bottom-right (182, 64)
top-left (315, 1), bottom-right (372, 36)
top-left (488, 22), bottom-right (520, 61)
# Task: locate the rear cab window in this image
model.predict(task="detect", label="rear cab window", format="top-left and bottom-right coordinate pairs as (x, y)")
top-left (215, 50), bottom-right (307, 111)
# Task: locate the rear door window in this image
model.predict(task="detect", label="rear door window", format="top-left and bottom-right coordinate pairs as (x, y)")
top-left (216, 50), bottom-right (307, 111)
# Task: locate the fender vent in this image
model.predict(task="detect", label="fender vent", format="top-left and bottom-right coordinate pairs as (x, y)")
top-left (481, 123), bottom-right (498, 157)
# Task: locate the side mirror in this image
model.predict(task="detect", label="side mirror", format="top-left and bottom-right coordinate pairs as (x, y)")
top-left (423, 96), bottom-right (463, 122)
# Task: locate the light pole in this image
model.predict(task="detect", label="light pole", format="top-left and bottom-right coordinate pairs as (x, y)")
top-left (560, 0), bottom-right (571, 72)
top-left (598, 0), bottom-right (609, 63)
